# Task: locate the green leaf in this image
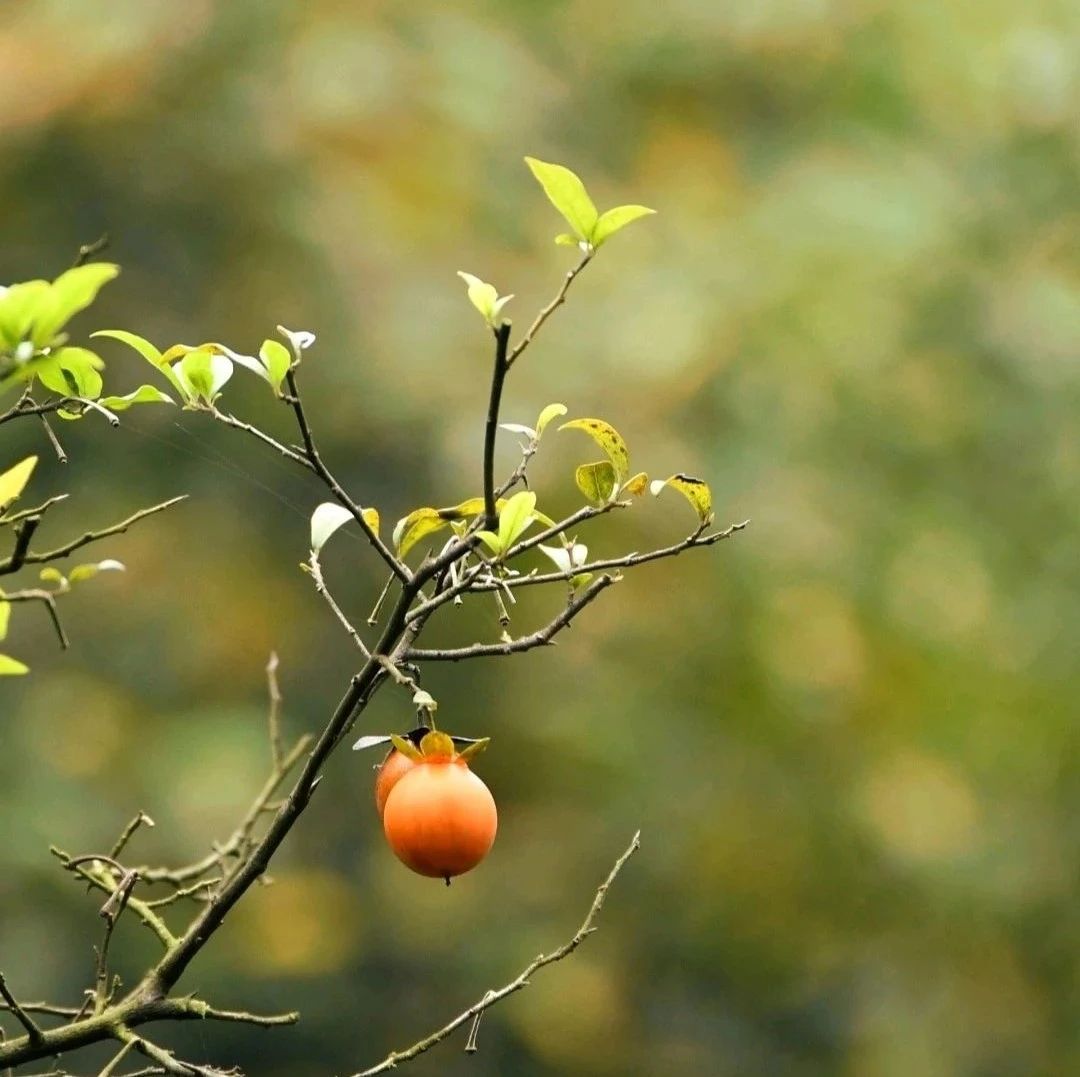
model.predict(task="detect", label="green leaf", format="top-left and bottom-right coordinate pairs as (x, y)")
top-left (0, 600), bottom-right (9, 641)
top-left (0, 280), bottom-right (50, 349)
top-left (99, 385), bottom-right (174, 410)
top-left (525, 157), bottom-right (599, 243)
top-left (559, 418), bottom-right (630, 479)
top-left (575, 460), bottom-right (617, 504)
top-left (650, 473), bottom-right (713, 523)
top-left (0, 456), bottom-right (37, 509)
top-left (393, 508), bottom-right (450, 558)
top-left (536, 403), bottom-right (567, 437)
top-left (260, 339), bottom-right (292, 393)
top-left (592, 204), bottom-right (656, 247)
top-left (68, 559), bottom-right (124, 584)
top-left (36, 347), bottom-right (105, 400)
top-left (31, 264), bottom-right (120, 346)
top-left (311, 503), bottom-right (354, 551)
top-left (39, 567), bottom-right (66, 587)
top-left (554, 233), bottom-right (582, 247)
top-left (497, 491), bottom-right (537, 552)
top-left (93, 330), bottom-right (186, 396)
top-left (0, 654), bottom-right (28, 676)
top-left (174, 348), bottom-right (232, 403)
top-left (457, 272), bottom-right (513, 328)
top-left (475, 530), bottom-right (503, 556)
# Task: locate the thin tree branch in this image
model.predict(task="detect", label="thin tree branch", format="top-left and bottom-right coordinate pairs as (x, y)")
top-left (265, 652), bottom-right (284, 771)
top-left (0, 497), bottom-right (187, 572)
top-left (207, 408), bottom-right (313, 470)
top-left (353, 830), bottom-right (640, 1075)
top-left (0, 973), bottom-right (45, 1045)
top-left (0, 396), bottom-right (77, 426)
top-left (307, 551), bottom-right (371, 658)
top-left (39, 413), bottom-right (67, 464)
top-left (482, 322), bottom-right (513, 527)
top-left (0, 587), bottom-right (69, 648)
top-left (1, 515), bottom-right (41, 576)
top-left (0, 493), bottom-right (69, 526)
top-left (506, 251), bottom-right (592, 368)
top-left (406, 573), bottom-right (618, 662)
top-left (73, 235), bottom-right (110, 269)
top-left (283, 370), bottom-right (410, 583)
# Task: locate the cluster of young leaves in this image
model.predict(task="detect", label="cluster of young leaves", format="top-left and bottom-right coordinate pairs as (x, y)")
top-left (92, 325), bottom-right (314, 408)
top-left (0, 264), bottom-right (173, 416)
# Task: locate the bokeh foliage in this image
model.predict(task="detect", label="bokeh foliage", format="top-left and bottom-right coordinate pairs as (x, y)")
top-left (2, 1), bottom-right (1079, 1074)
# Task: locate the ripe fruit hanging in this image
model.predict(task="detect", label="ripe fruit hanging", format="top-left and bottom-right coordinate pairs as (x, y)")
top-left (374, 747), bottom-right (416, 817)
top-left (381, 730), bottom-right (496, 884)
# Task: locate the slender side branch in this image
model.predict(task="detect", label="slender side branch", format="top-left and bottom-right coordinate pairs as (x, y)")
top-left (284, 369), bottom-right (410, 584)
top-left (0, 972), bottom-right (45, 1044)
top-left (0, 497), bottom-right (187, 572)
top-left (353, 831), bottom-right (641, 1076)
top-left (0, 587), bottom-right (69, 648)
top-left (405, 573), bottom-right (618, 662)
top-left (307, 551), bottom-right (371, 658)
top-left (506, 251), bottom-right (592, 367)
top-left (1, 515), bottom-right (41, 576)
top-left (208, 408), bottom-right (314, 470)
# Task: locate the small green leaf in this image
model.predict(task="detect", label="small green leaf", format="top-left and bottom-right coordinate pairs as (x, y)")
top-left (311, 503), bottom-right (355, 551)
top-left (525, 157), bottom-right (599, 243)
top-left (592, 204), bottom-right (656, 247)
top-left (99, 385), bottom-right (174, 410)
top-left (91, 329), bottom-right (163, 366)
top-left (457, 272), bottom-right (513, 328)
top-left (559, 418), bottom-right (630, 479)
top-left (570, 572), bottom-right (594, 590)
top-left (68, 559), bottom-right (124, 584)
top-left (536, 403), bottom-right (567, 437)
top-left (31, 263), bottom-right (119, 346)
top-left (650, 473), bottom-right (713, 523)
top-left (394, 508), bottom-right (450, 558)
top-left (0, 654), bottom-right (29, 676)
top-left (174, 348), bottom-right (232, 403)
top-left (475, 530), bottom-right (503, 556)
top-left (575, 460), bottom-right (617, 504)
top-left (39, 567), bottom-right (66, 587)
top-left (0, 600), bottom-right (10, 641)
top-left (36, 347), bottom-right (105, 400)
top-left (260, 339), bottom-right (292, 393)
top-left (497, 491), bottom-right (537, 551)
top-left (0, 280), bottom-right (50, 349)
top-left (0, 456), bottom-right (37, 509)
top-left (554, 233), bottom-right (582, 247)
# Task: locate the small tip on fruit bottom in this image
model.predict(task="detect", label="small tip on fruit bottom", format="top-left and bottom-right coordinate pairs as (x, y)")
top-left (444, 875), bottom-right (451, 887)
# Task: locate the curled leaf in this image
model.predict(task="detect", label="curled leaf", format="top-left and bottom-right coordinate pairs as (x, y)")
top-left (560, 418), bottom-right (630, 479)
top-left (362, 507), bottom-right (380, 535)
top-left (538, 541), bottom-right (589, 574)
top-left (394, 508), bottom-right (449, 558)
top-left (68, 560), bottom-right (125, 584)
top-left (650, 473), bottom-right (713, 523)
top-left (536, 402), bottom-right (567, 436)
top-left (99, 385), bottom-right (174, 410)
top-left (457, 271), bottom-right (513, 328)
top-left (622, 471), bottom-right (649, 496)
top-left (260, 339), bottom-right (292, 392)
top-left (277, 325), bottom-right (316, 361)
top-left (575, 460), bottom-right (617, 504)
top-left (311, 503), bottom-right (354, 551)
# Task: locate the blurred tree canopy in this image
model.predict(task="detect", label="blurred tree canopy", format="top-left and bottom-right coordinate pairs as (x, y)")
top-left (2, 1), bottom-right (1079, 1074)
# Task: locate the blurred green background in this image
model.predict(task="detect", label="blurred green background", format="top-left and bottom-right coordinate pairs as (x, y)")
top-left (3, 1), bottom-right (1080, 1074)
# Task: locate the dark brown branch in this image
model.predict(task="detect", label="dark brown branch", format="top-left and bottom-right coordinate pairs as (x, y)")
top-left (482, 322), bottom-right (513, 527)
top-left (354, 831), bottom-right (640, 1076)
top-left (405, 573), bottom-right (617, 662)
top-left (1, 515), bottom-right (41, 575)
top-left (73, 235), bottom-right (110, 268)
top-left (0, 497), bottom-right (187, 572)
top-left (208, 407), bottom-right (314, 470)
top-left (283, 369), bottom-right (410, 583)
top-left (0, 396), bottom-right (76, 426)
top-left (0, 972), bottom-right (45, 1044)
top-left (0, 586), bottom-right (69, 648)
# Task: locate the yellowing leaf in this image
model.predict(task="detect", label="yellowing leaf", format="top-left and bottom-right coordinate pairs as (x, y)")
top-left (575, 460), bottom-right (617, 504)
top-left (394, 508), bottom-right (450, 558)
top-left (592, 204), bottom-right (656, 247)
top-left (0, 654), bottom-right (28, 676)
top-left (525, 157), bottom-right (599, 243)
top-left (650, 473), bottom-right (713, 523)
top-left (362, 507), bottom-right (380, 535)
top-left (559, 418), bottom-right (630, 479)
top-left (0, 600), bottom-right (9, 641)
top-left (536, 402), bottom-right (567, 436)
top-left (622, 471), bottom-right (649, 496)
top-left (0, 456), bottom-right (37, 509)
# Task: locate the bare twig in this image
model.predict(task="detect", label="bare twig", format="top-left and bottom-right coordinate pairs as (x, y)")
top-left (405, 573), bottom-right (618, 662)
top-left (0, 973), bottom-right (44, 1045)
top-left (307, 552), bottom-right (371, 659)
top-left (207, 407), bottom-right (313, 470)
top-left (482, 322), bottom-right (513, 527)
top-left (39, 414), bottom-right (67, 464)
top-left (0, 493), bottom-right (69, 526)
top-left (506, 251), bottom-right (592, 367)
top-left (0, 587), bottom-right (70, 649)
top-left (284, 370), bottom-right (409, 583)
top-left (354, 831), bottom-right (641, 1075)
top-left (0, 497), bottom-right (187, 572)
top-left (265, 653), bottom-right (283, 770)
top-left (110, 814), bottom-right (155, 862)
top-left (73, 235), bottom-right (110, 269)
